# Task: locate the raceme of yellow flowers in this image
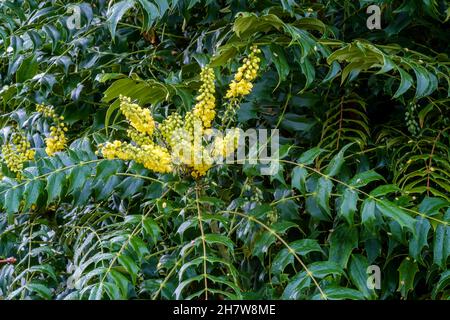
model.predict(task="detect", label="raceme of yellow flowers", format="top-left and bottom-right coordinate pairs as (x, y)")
top-left (1, 132), bottom-right (35, 180)
top-left (37, 104), bottom-right (68, 156)
top-left (226, 46), bottom-right (261, 99)
top-left (99, 46), bottom-right (261, 178)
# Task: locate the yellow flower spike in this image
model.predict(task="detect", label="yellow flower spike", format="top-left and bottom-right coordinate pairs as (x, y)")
top-left (160, 112), bottom-right (185, 148)
top-left (36, 104), bottom-right (68, 156)
top-left (100, 140), bottom-right (172, 173)
top-left (226, 45), bottom-right (261, 99)
top-left (119, 95), bottom-right (155, 136)
top-left (192, 66), bottom-right (216, 129)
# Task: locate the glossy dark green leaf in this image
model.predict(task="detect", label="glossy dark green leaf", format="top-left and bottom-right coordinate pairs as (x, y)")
top-left (397, 257), bottom-right (418, 298)
top-left (433, 214), bottom-right (450, 269)
top-left (46, 172), bottom-right (65, 204)
top-left (324, 143), bottom-right (353, 177)
top-left (118, 255), bottom-right (140, 285)
top-left (340, 188), bottom-right (358, 225)
top-left (203, 234), bottom-right (234, 252)
top-left (23, 179), bottom-right (44, 210)
top-left (408, 217), bottom-right (430, 263)
top-left (328, 224), bottom-right (358, 268)
top-left (291, 166), bottom-right (308, 194)
top-left (377, 200), bottom-right (416, 233)
top-left (349, 254), bottom-right (377, 299)
top-left (107, 0), bottom-right (136, 39)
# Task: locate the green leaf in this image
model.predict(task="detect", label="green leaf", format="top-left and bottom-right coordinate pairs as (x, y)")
top-left (376, 200), bottom-right (416, 233)
top-left (117, 177), bottom-right (145, 199)
top-left (23, 179), bottom-right (44, 210)
top-left (369, 184), bottom-right (401, 197)
top-left (16, 55), bottom-right (38, 83)
top-left (339, 188), bottom-right (358, 225)
top-left (315, 176), bottom-right (333, 217)
top-left (324, 143), bottom-right (353, 177)
top-left (328, 224), bottom-right (358, 268)
top-left (95, 160), bottom-right (122, 181)
top-left (411, 63), bottom-right (435, 98)
top-left (129, 236), bottom-right (150, 260)
top-left (397, 257), bottom-right (418, 298)
top-left (68, 165), bottom-right (92, 195)
top-left (270, 44), bottom-right (290, 83)
top-left (433, 270), bottom-right (450, 298)
top-left (108, 269), bottom-right (130, 299)
top-left (203, 234), bottom-right (234, 252)
top-left (308, 261), bottom-right (344, 278)
top-left (297, 147), bottom-right (324, 165)
top-left (349, 254), bottom-right (377, 299)
top-left (137, 0), bottom-right (159, 30)
top-left (46, 172), bottom-right (65, 204)
top-left (253, 232), bottom-right (276, 261)
top-left (143, 217), bottom-right (160, 244)
top-left (282, 272), bottom-right (310, 299)
top-left (4, 186), bottom-right (22, 214)
top-left (28, 264), bottom-right (58, 282)
top-left (408, 217), bottom-right (431, 263)
top-left (291, 166), bottom-right (308, 194)
top-left (349, 170), bottom-right (384, 188)
top-left (271, 248), bottom-right (294, 275)
top-left (393, 67), bottom-right (413, 98)
top-left (290, 239), bottom-right (324, 255)
top-left (26, 282), bottom-right (52, 299)
top-left (118, 255), bottom-right (140, 285)
top-left (362, 198), bottom-right (377, 230)
top-left (313, 286), bottom-right (365, 300)
top-left (433, 215), bottom-right (450, 269)
top-left (107, 0), bottom-right (136, 39)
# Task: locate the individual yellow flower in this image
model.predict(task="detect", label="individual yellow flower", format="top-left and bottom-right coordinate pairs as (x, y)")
top-left (119, 95), bottom-right (155, 136)
top-left (226, 46), bottom-right (261, 99)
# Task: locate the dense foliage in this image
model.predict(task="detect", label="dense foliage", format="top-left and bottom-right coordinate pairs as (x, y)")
top-left (0, 0), bottom-right (449, 300)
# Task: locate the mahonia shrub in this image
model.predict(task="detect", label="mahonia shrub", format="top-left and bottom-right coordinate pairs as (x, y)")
top-left (0, 0), bottom-right (449, 302)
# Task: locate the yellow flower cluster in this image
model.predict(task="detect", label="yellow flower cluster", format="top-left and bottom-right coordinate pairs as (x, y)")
top-left (101, 140), bottom-right (172, 173)
top-left (212, 128), bottom-right (241, 159)
top-left (157, 67), bottom-right (218, 178)
top-left (37, 104), bottom-right (57, 118)
top-left (226, 46), bottom-right (261, 99)
top-left (99, 51), bottom-right (258, 178)
top-left (192, 67), bottom-right (216, 128)
top-left (127, 129), bottom-right (153, 146)
top-left (119, 95), bottom-right (155, 136)
top-left (1, 132), bottom-right (35, 179)
top-left (160, 113), bottom-right (185, 147)
top-left (37, 104), bottom-right (68, 156)
top-left (45, 123), bottom-right (68, 156)
top-left (190, 149), bottom-right (213, 178)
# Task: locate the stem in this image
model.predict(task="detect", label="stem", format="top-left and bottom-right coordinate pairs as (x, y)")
top-left (195, 184), bottom-right (208, 300)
